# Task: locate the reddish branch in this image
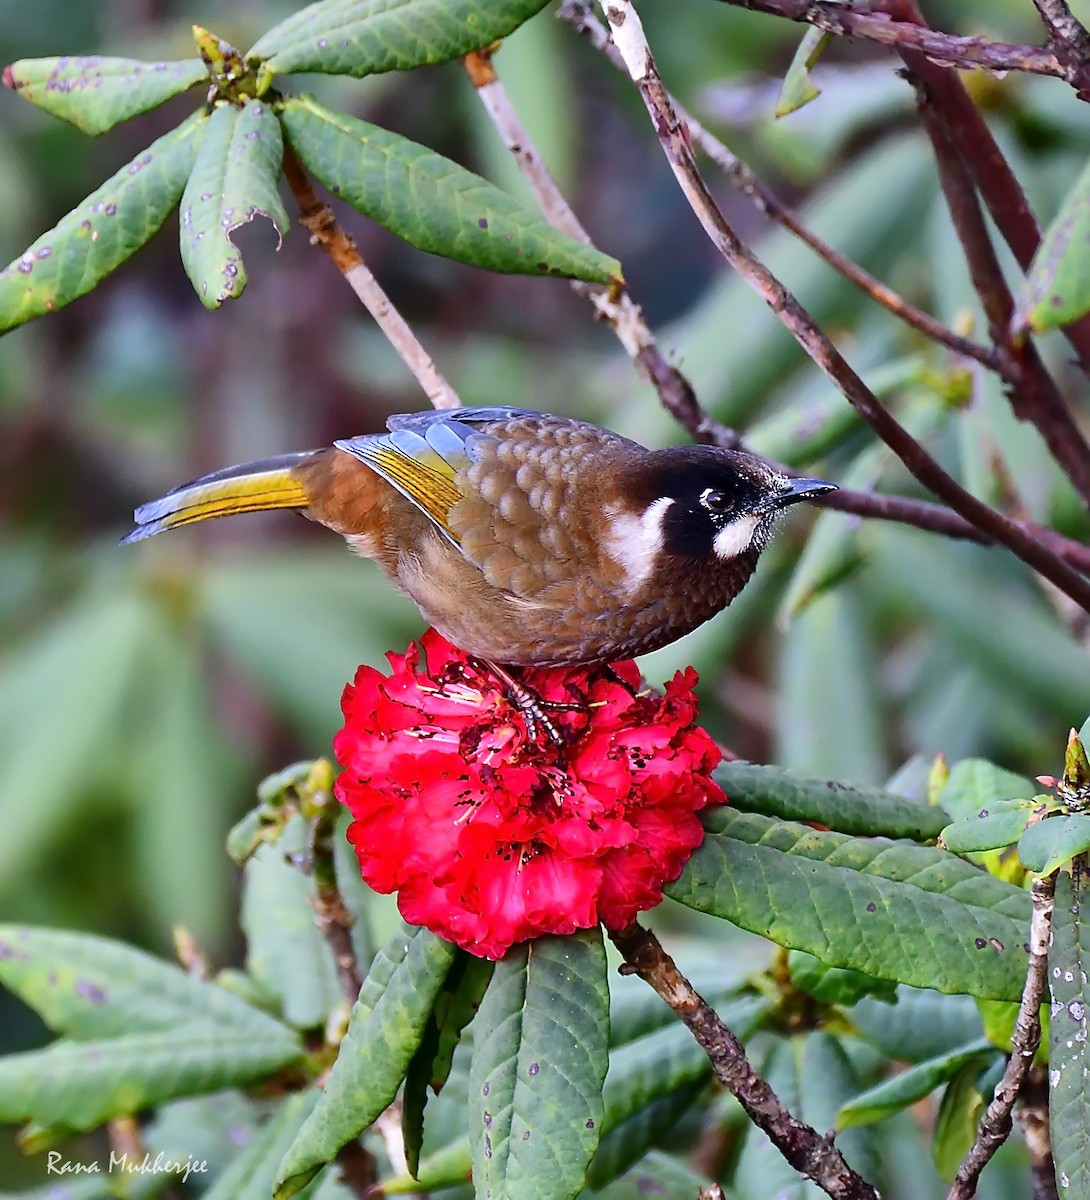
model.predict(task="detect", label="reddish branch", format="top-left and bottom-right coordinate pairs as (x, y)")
top-left (611, 923), bottom-right (879, 1200)
top-left (598, 0), bottom-right (1090, 612)
top-left (711, 0), bottom-right (1079, 84)
top-left (557, 1), bottom-right (1001, 376)
top-left (907, 75), bottom-right (1090, 509)
top-left (1034, 0), bottom-right (1090, 50)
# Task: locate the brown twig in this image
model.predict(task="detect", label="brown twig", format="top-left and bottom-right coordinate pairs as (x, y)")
top-left (708, 0), bottom-right (1075, 83)
top-left (908, 76), bottom-right (1090, 509)
top-left (308, 793), bottom-right (364, 1005)
top-left (1031, 0), bottom-right (1090, 96)
top-left (597, 0), bottom-right (1090, 612)
top-left (948, 873), bottom-right (1056, 1200)
top-left (817, 487), bottom-right (1090, 573)
top-left (875, 0), bottom-right (1090, 370)
top-left (1015, 1069), bottom-right (1059, 1200)
top-left (557, 1), bottom-right (1002, 376)
top-left (280, 142), bottom-right (459, 411)
top-left (477, 16), bottom-right (1090, 578)
top-left (610, 922), bottom-right (879, 1200)
top-left (463, 47), bottom-right (741, 448)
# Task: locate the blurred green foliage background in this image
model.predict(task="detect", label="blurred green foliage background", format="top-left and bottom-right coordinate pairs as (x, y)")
top-left (0, 0), bottom-right (1088, 1191)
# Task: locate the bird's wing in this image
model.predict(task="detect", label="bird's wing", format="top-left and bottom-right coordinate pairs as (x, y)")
top-left (334, 409), bottom-right (593, 552)
top-left (334, 414), bottom-right (489, 545)
top-left (338, 409), bottom-right (636, 600)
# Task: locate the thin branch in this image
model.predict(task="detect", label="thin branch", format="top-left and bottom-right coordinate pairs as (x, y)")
top-left (463, 47), bottom-right (741, 449)
top-left (281, 142), bottom-right (459, 411)
top-left (908, 76), bottom-right (1090, 509)
top-left (557, 2), bottom-right (1002, 376)
top-left (817, 488), bottom-right (1090, 574)
top-left (875, 0), bottom-right (1090, 369)
top-left (709, 0), bottom-right (1077, 84)
top-left (1032, 0), bottom-right (1090, 91)
top-left (610, 922), bottom-right (879, 1200)
top-left (948, 873), bottom-right (1056, 1200)
top-left (596, 0), bottom-right (1090, 613)
top-left (475, 8), bottom-right (1090, 577)
top-left (308, 788), bottom-right (364, 1005)
top-left (1014, 1069), bottom-right (1058, 1200)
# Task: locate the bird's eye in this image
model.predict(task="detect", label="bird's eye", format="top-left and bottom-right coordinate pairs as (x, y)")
top-left (700, 488), bottom-right (732, 514)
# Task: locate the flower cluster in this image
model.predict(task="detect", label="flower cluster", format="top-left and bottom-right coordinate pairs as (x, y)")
top-left (334, 630), bottom-right (724, 959)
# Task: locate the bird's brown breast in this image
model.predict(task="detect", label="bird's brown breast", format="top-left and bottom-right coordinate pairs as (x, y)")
top-left (293, 420), bottom-right (760, 666)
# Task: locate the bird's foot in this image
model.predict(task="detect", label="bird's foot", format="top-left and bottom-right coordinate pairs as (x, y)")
top-left (482, 660), bottom-right (582, 749)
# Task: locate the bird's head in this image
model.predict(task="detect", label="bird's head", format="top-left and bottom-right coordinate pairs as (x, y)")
top-left (605, 445), bottom-right (836, 592)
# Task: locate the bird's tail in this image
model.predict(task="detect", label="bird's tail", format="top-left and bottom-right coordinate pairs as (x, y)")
top-left (121, 451), bottom-right (318, 544)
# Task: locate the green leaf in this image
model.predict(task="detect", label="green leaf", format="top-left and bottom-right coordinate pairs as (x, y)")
top-left (278, 96), bottom-right (618, 283)
top-left (2, 56), bottom-right (206, 135)
top-left (275, 924), bottom-right (458, 1197)
top-left (0, 109), bottom-right (205, 332)
top-left (837, 1038), bottom-right (994, 1130)
top-left (179, 99), bottom-right (287, 308)
top-left (250, 0), bottom-right (551, 79)
top-left (775, 27), bottom-right (829, 118)
top-left (0, 1180), bottom-right (117, 1200)
top-left (469, 929), bottom-right (610, 1200)
top-left (241, 815), bottom-right (343, 1031)
top-left (585, 1150), bottom-right (712, 1200)
top-left (788, 951), bottom-right (897, 1007)
top-left (588, 996), bottom-right (766, 1189)
top-left (936, 759), bottom-right (1038, 824)
top-left (145, 1091), bottom-right (262, 1183)
top-left (381, 1136), bottom-right (472, 1194)
top-left (851, 986), bottom-right (984, 1064)
top-left (668, 810), bottom-right (1031, 999)
top-left (932, 1061), bottom-right (986, 1181)
top-left (940, 799), bottom-right (1040, 854)
top-left (203, 1092), bottom-right (319, 1200)
top-left (1014, 156), bottom-right (1090, 333)
top-left (0, 925), bottom-right (297, 1042)
top-left (0, 1030), bottom-right (303, 1132)
top-left (714, 761), bottom-right (949, 841)
top-left (1019, 814), bottom-right (1090, 874)
top-left (1049, 866), bottom-right (1090, 1198)
top-left (0, 594), bottom-right (157, 892)
top-left (432, 954), bottom-right (494, 1092)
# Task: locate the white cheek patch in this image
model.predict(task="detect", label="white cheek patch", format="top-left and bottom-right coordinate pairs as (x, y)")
top-left (713, 513), bottom-right (761, 561)
top-left (604, 497), bottom-right (675, 595)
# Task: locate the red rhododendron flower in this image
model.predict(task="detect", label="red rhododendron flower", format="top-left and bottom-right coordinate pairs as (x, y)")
top-left (334, 629), bottom-right (725, 959)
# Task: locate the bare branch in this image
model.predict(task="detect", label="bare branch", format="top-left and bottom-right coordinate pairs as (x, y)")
top-left (281, 143), bottom-right (459, 411)
top-left (875, 0), bottom-right (1090, 369)
top-left (596, 0), bottom-right (1090, 612)
top-left (816, 488), bottom-right (1090, 574)
top-left (708, 0), bottom-right (1077, 84)
top-left (1032, 0), bottom-right (1090, 81)
top-left (1015, 1069), bottom-right (1058, 1200)
top-left (908, 76), bottom-right (1090, 509)
top-left (610, 922), bottom-right (879, 1200)
top-left (557, 1), bottom-right (1001, 375)
top-left (463, 44), bottom-right (742, 448)
top-left (948, 873), bottom-right (1056, 1200)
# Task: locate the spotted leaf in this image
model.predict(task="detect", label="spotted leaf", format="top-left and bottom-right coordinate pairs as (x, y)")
top-left (2, 55), bottom-right (206, 135)
top-left (0, 109), bottom-right (206, 332)
top-left (179, 99), bottom-right (288, 309)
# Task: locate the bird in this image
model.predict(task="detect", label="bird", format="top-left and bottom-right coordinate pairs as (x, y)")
top-left (124, 406), bottom-right (835, 668)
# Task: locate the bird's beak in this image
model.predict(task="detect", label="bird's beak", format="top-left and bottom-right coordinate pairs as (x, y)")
top-left (764, 476), bottom-right (838, 512)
